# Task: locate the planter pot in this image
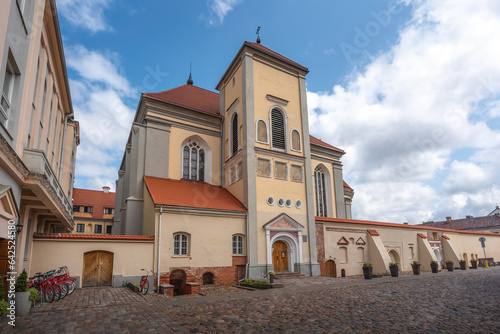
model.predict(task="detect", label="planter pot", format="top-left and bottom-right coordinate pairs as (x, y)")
top-left (471, 261), bottom-right (478, 269)
top-left (460, 262), bottom-right (467, 270)
top-left (431, 263), bottom-right (439, 273)
top-left (446, 262), bottom-right (454, 271)
top-left (15, 291), bottom-right (31, 316)
top-left (389, 266), bottom-right (399, 277)
top-left (363, 267), bottom-right (373, 280)
top-left (411, 264), bottom-right (421, 275)
top-left (269, 275), bottom-right (275, 284)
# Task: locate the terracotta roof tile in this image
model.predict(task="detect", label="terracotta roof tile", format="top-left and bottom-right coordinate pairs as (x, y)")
top-left (142, 85), bottom-right (221, 117)
top-left (33, 233), bottom-right (154, 241)
top-left (315, 217), bottom-right (500, 237)
top-left (309, 135), bottom-right (345, 153)
top-left (73, 188), bottom-right (115, 220)
top-left (343, 181), bottom-right (352, 190)
top-left (244, 42), bottom-right (309, 72)
top-left (367, 229), bottom-right (379, 236)
top-left (144, 176), bottom-right (247, 212)
top-left (442, 235), bottom-right (450, 240)
top-left (421, 215), bottom-right (500, 231)
top-left (417, 233), bottom-right (427, 238)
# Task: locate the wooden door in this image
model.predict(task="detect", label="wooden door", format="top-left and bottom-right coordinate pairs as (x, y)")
top-left (83, 251), bottom-right (113, 287)
top-left (272, 241), bottom-right (288, 272)
top-left (325, 260), bottom-right (336, 277)
top-left (0, 239), bottom-right (8, 299)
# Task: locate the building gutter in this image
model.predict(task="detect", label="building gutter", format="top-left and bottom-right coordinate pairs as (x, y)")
top-left (157, 207), bottom-right (163, 292)
top-left (58, 113), bottom-right (73, 180)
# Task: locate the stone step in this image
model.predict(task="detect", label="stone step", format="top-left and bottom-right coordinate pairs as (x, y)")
top-left (274, 272), bottom-right (307, 279)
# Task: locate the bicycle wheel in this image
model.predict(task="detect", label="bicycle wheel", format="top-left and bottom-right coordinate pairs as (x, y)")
top-left (141, 280), bottom-right (149, 295)
top-left (52, 284), bottom-right (61, 302)
top-left (67, 281), bottom-right (75, 295)
top-left (60, 282), bottom-right (69, 299)
top-left (44, 285), bottom-right (54, 303)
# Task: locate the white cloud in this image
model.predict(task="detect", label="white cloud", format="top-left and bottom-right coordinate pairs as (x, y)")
top-left (67, 46), bottom-right (135, 191)
top-left (308, 0), bottom-right (500, 224)
top-left (206, 0), bottom-right (242, 25)
top-left (57, 0), bottom-right (112, 33)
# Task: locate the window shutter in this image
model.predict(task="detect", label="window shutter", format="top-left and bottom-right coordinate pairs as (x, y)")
top-left (232, 113), bottom-right (238, 155)
top-left (271, 109), bottom-right (285, 149)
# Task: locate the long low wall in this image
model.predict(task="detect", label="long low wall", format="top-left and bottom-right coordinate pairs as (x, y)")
top-left (30, 235), bottom-right (154, 288)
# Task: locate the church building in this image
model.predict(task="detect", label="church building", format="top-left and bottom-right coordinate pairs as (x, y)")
top-left (114, 41), bottom-right (354, 283)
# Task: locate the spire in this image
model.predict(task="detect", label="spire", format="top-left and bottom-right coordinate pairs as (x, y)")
top-left (256, 26), bottom-right (261, 44)
top-left (187, 62), bottom-right (194, 86)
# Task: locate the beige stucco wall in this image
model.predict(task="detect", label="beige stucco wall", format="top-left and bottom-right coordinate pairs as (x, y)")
top-left (30, 239), bottom-right (154, 287)
top-left (155, 211), bottom-right (246, 274)
top-left (444, 232), bottom-right (500, 264)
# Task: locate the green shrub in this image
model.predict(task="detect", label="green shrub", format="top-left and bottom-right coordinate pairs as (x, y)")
top-left (362, 263), bottom-right (372, 268)
top-left (243, 279), bottom-right (254, 284)
top-left (15, 270), bottom-right (28, 293)
top-left (412, 261), bottom-right (421, 265)
top-left (28, 288), bottom-right (39, 302)
top-left (389, 262), bottom-right (398, 267)
top-left (253, 281), bottom-right (269, 287)
top-left (0, 277), bottom-right (5, 300)
top-left (0, 300), bottom-right (8, 316)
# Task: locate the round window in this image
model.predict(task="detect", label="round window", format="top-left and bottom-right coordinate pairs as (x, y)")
top-left (295, 199), bottom-right (302, 209)
top-left (285, 199), bottom-right (292, 208)
top-left (267, 196), bottom-right (275, 206)
top-left (277, 198), bottom-right (285, 207)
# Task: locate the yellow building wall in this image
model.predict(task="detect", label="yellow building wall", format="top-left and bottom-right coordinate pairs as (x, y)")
top-left (158, 211), bottom-right (246, 270)
top-left (223, 64), bottom-right (243, 160)
top-left (142, 184), bottom-right (156, 236)
top-left (166, 126), bottom-right (221, 185)
top-left (224, 157), bottom-right (245, 204)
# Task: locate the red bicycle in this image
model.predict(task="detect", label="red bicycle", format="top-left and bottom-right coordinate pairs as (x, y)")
top-left (139, 269), bottom-right (150, 295)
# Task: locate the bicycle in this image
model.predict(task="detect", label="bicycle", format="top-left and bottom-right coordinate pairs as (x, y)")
top-left (139, 269), bottom-right (150, 295)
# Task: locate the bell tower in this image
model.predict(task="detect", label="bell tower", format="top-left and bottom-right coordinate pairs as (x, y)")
top-left (216, 41), bottom-right (320, 278)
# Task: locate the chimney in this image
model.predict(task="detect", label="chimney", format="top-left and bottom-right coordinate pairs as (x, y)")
top-left (102, 186), bottom-right (110, 193)
top-left (403, 222), bottom-right (408, 225)
top-left (446, 216), bottom-right (451, 222)
top-left (466, 215), bottom-right (473, 219)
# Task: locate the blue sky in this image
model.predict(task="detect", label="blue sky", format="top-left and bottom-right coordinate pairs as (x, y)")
top-left (56, 0), bottom-right (500, 224)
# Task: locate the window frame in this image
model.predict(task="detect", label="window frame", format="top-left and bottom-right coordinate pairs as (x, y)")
top-left (173, 233), bottom-right (190, 256)
top-left (76, 224), bottom-right (84, 233)
top-left (106, 225), bottom-right (112, 234)
top-left (182, 140), bottom-right (205, 181)
top-left (83, 206), bottom-right (93, 213)
top-left (290, 129), bottom-right (302, 152)
top-left (314, 166), bottom-right (328, 217)
top-left (104, 208), bottom-right (113, 215)
top-left (94, 224), bottom-right (102, 234)
top-left (290, 164), bottom-right (304, 183)
top-left (256, 157), bottom-right (272, 178)
top-left (255, 118), bottom-right (269, 144)
top-left (1, 59), bottom-right (16, 124)
top-left (231, 112), bottom-right (238, 156)
top-left (269, 107), bottom-right (287, 152)
top-left (232, 234), bottom-right (244, 255)
top-left (274, 161), bottom-right (288, 181)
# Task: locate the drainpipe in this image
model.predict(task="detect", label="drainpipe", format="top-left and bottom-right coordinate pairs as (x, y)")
top-left (156, 207), bottom-right (163, 292)
top-left (58, 113), bottom-right (74, 180)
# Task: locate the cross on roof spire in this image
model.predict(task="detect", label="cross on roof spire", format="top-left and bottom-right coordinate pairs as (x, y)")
top-left (256, 26), bottom-right (261, 44)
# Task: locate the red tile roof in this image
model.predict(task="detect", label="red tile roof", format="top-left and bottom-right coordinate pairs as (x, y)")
top-left (309, 135), bottom-right (345, 153)
top-left (244, 42), bottom-right (309, 72)
top-left (33, 233), bottom-right (154, 241)
top-left (73, 188), bottom-right (115, 220)
top-left (417, 233), bottom-right (427, 239)
top-left (442, 235), bottom-right (450, 240)
top-left (144, 176), bottom-right (247, 212)
top-left (421, 215), bottom-right (500, 231)
top-left (142, 85), bottom-right (221, 117)
top-left (343, 181), bottom-right (352, 190)
top-left (315, 217), bottom-right (500, 237)
top-left (367, 229), bottom-right (379, 236)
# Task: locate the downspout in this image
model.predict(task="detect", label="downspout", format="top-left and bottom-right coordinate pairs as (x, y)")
top-left (220, 119), bottom-right (224, 186)
top-left (156, 207), bottom-right (163, 292)
top-left (58, 112), bottom-right (74, 180)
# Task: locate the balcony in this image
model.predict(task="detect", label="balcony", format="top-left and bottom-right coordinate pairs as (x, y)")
top-left (22, 148), bottom-right (73, 225)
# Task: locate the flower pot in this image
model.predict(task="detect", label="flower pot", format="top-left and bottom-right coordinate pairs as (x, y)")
top-left (470, 261), bottom-right (478, 269)
top-left (446, 262), bottom-right (454, 271)
top-left (431, 263), bottom-right (439, 273)
top-left (269, 275), bottom-right (275, 284)
top-left (460, 262), bottom-right (467, 270)
top-left (363, 267), bottom-right (373, 279)
top-left (389, 266), bottom-right (399, 277)
top-left (411, 264), bottom-right (421, 275)
top-left (15, 291), bottom-right (31, 316)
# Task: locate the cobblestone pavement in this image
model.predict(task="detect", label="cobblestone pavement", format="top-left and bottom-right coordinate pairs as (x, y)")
top-left (2, 267), bottom-right (500, 333)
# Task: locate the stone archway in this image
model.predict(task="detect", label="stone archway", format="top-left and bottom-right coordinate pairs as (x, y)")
top-left (169, 269), bottom-right (186, 295)
top-left (270, 233), bottom-right (300, 273)
top-left (388, 249), bottom-right (400, 266)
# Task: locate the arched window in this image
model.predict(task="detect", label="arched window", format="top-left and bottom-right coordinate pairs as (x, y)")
top-left (232, 113), bottom-right (238, 155)
top-left (256, 119), bottom-right (268, 144)
top-left (290, 129), bottom-right (301, 152)
top-left (314, 166), bottom-right (327, 217)
top-left (182, 141), bottom-right (205, 181)
top-left (173, 233), bottom-right (189, 255)
top-left (232, 235), bottom-right (244, 255)
top-left (203, 272), bottom-right (214, 285)
top-left (271, 108), bottom-right (285, 150)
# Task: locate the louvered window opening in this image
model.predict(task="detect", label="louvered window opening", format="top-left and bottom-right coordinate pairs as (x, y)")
top-left (182, 141), bottom-right (205, 181)
top-left (232, 113), bottom-right (238, 155)
top-left (271, 109), bottom-right (285, 150)
top-left (314, 166), bottom-right (327, 217)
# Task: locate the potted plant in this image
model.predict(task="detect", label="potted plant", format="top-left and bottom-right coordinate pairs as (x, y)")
top-left (470, 259), bottom-right (478, 269)
top-left (268, 271), bottom-right (275, 284)
top-left (411, 261), bottom-right (421, 275)
top-left (15, 270), bottom-right (31, 316)
top-left (389, 262), bottom-right (399, 277)
top-left (445, 260), bottom-right (454, 271)
top-left (430, 260), bottom-right (439, 273)
top-left (28, 288), bottom-right (39, 308)
top-left (459, 260), bottom-right (467, 270)
top-left (362, 263), bottom-right (373, 280)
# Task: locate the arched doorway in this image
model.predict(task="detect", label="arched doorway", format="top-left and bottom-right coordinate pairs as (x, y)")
top-left (272, 240), bottom-right (288, 272)
top-left (169, 269), bottom-right (186, 295)
top-left (325, 260), bottom-right (336, 277)
top-left (82, 251), bottom-right (114, 287)
top-left (388, 249), bottom-right (400, 266)
top-left (203, 272), bottom-right (214, 285)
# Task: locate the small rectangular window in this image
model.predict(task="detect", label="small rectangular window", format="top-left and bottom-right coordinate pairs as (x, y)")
top-left (274, 161), bottom-right (288, 180)
top-left (94, 225), bottom-right (102, 234)
top-left (104, 208), bottom-right (113, 214)
top-left (1, 60), bottom-right (16, 124)
top-left (83, 206), bottom-right (93, 213)
top-left (256, 158), bottom-right (271, 177)
top-left (73, 205), bottom-right (81, 212)
top-left (106, 225), bottom-right (112, 234)
top-left (76, 224), bottom-right (84, 233)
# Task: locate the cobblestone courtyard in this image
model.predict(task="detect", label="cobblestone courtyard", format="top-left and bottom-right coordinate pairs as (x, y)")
top-left (3, 267), bottom-right (500, 333)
